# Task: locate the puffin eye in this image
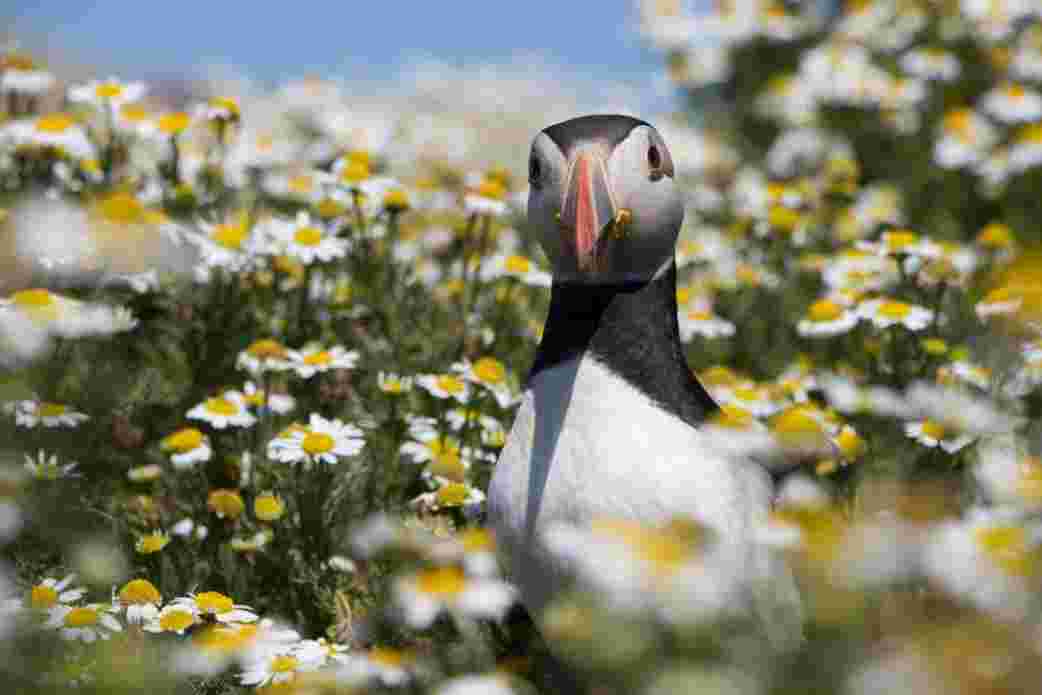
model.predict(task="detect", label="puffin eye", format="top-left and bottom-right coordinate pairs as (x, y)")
top-left (647, 144), bottom-right (663, 180)
top-left (529, 154), bottom-right (542, 188)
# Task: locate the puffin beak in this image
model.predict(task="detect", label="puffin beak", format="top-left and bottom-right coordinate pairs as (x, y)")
top-left (560, 150), bottom-right (618, 272)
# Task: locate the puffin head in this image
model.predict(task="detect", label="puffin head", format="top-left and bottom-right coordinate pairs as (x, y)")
top-left (527, 114), bottom-right (684, 285)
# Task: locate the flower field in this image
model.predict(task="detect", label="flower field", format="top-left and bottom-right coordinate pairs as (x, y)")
top-left (3, 2), bottom-right (1042, 693)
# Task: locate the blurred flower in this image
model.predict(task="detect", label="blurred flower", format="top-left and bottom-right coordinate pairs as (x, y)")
top-left (127, 464), bottom-right (162, 483)
top-left (173, 591), bottom-right (257, 624)
top-left (679, 307), bottom-right (736, 341)
top-left (453, 357), bottom-right (514, 408)
top-left (267, 413), bottom-right (365, 465)
top-left (68, 78), bottom-right (146, 110)
top-left (336, 647), bottom-right (417, 688)
top-left (378, 371), bottom-right (413, 394)
top-left (117, 579), bottom-right (162, 625)
top-left (144, 603), bottom-right (198, 635)
top-left (981, 82), bottom-right (1042, 124)
top-left (797, 298), bottom-right (858, 337)
top-left (23, 450), bottom-right (79, 480)
top-left (0, 50), bottom-right (54, 95)
top-left (0, 288), bottom-right (137, 338)
top-left (480, 253), bottom-right (551, 287)
top-left (160, 427), bottom-right (213, 469)
top-left (45, 602), bottom-right (123, 642)
top-left (24, 575), bottom-right (86, 613)
top-left (900, 48), bottom-right (960, 81)
top-left (240, 647), bottom-right (320, 687)
top-left (4, 399), bottom-right (89, 429)
top-left (287, 344), bottom-right (359, 379)
top-left (904, 420), bottom-right (975, 453)
top-left (416, 373), bottom-right (471, 403)
top-left (856, 298), bottom-right (933, 331)
top-left (393, 564), bottom-right (515, 629)
top-left (4, 113), bottom-right (94, 159)
top-left (262, 211), bottom-right (348, 264)
top-left (254, 493), bottom-right (286, 522)
top-left (237, 338), bottom-right (292, 375)
top-left (208, 489), bottom-right (245, 520)
top-left (187, 391), bottom-right (256, 430)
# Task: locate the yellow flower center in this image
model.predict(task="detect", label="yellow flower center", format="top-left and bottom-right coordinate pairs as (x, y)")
top-left (158, 112), bottom-right (190, 135)
top-left (416, 566), bottom-right (467, 597)
top-left (315, 197), bottom-right (347, 219)
top-left (460, 528), bottom-right (494, 553)
top-left (213, 222), bottom-right (248, 250)
top-left (119, 579), bottom-right (161, 605)
top-left (159, 608), bottom-right (196, 632)
top-left (209, 96), bottom-right (240, 117)
top-left (302, 432), bottom-right (336, 455)
top-left (976, 525), bottom-right (1039, 577)
top-left (293, 226), bottom-right (324, 247)
top-left (195, 591), bottom-right (234, 614)
top-left (477, 179), bottom-right (506, 200)
top-left (472, 357), bottom-right (506, 385)
top-left (504, 255), bottom-right (532, 274)
top-left (254, 494), bottom-right (285, 521)
top-left (382, 377), bottom-right (404, 393)
top-left (771, 406), bottom-right (827, 447)
top-left (1004, 83), bottom-right (1026, 99)
top-left (884, 229), bottom-right (917, 250)
top-left (920, 420), bottom-right (946, 441)
top-left (384, 189), bottom-right (410, 212)
top-left (30, 585), bottom-right (58, 610)
top-left (119, 104), bottom-right (149, 122)
top-left (204, 397), bottom-right (239, 416)
top-left (808, 299), bottom-right (843, 323)
top-left (303, 350), bottom-right (332, 366)
top-left (12, 288), bottom-right (55, 308)
top-left (94, 83), bottom-right (124, 99)
top-left (38, 403), bottom-right (68, 418)
top-left (96, 191), bottom-right (146, 225)
top-left (435, 483), bottom-right (471, 507)
top-left (1017, 123), bottom-right (1042, 144)
top-left (944, 108), bottom-right (973, 137)
top-left (436, 375), bottom-right (465, 394)
top-left (700, 366), bottom-right (738, 387)
top-left (208, 489), bottom-right (245, 519)
top-left (287, 174), bottom-right (313, 194)
top-left (428, 439), bottom-right (464, 481)
top-left (835, 426), bottom-right (866, 459)
top-left (732, 386), bottom-right (764, 402)
top-left (163, 428), bottom-right (204, 453)
top-left (247, 339), bottom-right (288, 360)
top-left (137, 532), bottom-right (169, 554)
top-left (369, 647), bottom-right (408, 668)
top-left (711, 405), bottom-right (754, 430)
top-left (877, 300), bottom-right (912, 320)
top-left (341, 160), bottom-right (370, 184)
top-left (36, 113), bottom-right (75, 134)
top-left (64, 606), bottom-right (99, 628)
top-left (977, 223), bottom-right (1014, 248)
top-left (2, 52), bottom-right (37, 71)
top-left (270, 655), bottom-right (299, 674)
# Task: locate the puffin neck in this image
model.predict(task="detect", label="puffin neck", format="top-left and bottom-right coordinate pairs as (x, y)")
top-left (530, 261), bottom-right (718, 427)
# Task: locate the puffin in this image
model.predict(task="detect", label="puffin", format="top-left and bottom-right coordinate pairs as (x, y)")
top-left (488, 115), bottom-right (798, 640)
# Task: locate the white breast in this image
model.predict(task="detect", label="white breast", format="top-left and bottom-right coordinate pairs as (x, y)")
top-left (488, 355), bottom-right (776, 615)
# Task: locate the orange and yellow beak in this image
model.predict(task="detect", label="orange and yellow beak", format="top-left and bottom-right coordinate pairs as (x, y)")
top-left (560, 150), bottom-right (618, 272)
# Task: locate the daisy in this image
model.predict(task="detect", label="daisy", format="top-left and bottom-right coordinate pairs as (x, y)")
top-left (855, 229), bottom-right (939, 259)
top-left (378, 372), bottom-right (413, 395)
top-left (411, 482), bottom-right (487, 518)
top-left (1009, 123), bottom-right (1042, 174)
top-left (116, 579), bottom-right (162, 625)
top-left (943, 360), bottom-right (993, 390)
top-left (336, 647), bottom-right (417, 688)
top-left (24, 575), bottom-right (86, 613)
top-left (264, 211), bottom-right (348, 264)
top-left (905, 420), bottom-right (976, 453)
top-left (240, 647), bottom-right (319, 687)
top-left (143, 603), bottom-right (199, 635)
top-left (0, 50), bottom-right (54, 95)
top-left (453, 357), bottom-right (514, 408)
top-left (241, 381), bottom-right (295, 415)
top-left (797, 298), bottom-right (859, 337)
top-left (172, 591), bottom-right (257, 624)
top-left (856, 298), bottom-right (934, 331)
top-left (401, 431), bottom-right (470, 483)
top-left (23, 450), bottom-right (79, 480)
top-left (286, 344), bottom-right (359, 379)
top-left (980, 83), bottom-right (1042, 124)
top-left (480, 253), bottom-right (552, 287)
top-left (678, 307), bottom-right (736, 341)
top-left (253, 493), bottom-right (286, 522)
top-left (46, 602), bottom-right (123, 643)
top-left (934, 108), bottom-right (997, 170)
top-left (5, 399), bottom-right (89, 429)
top-left (187, 391), bottom-right (256, 430)
top-left (160, 427), bottom-right (213, 469)
top-left (236, 338), bottom-right (292, 376)
top-left (0, 289), bottom-right (137, 338)
top-left (416, 373), bottom-right (471, 403)
top-left (207, 489), bottom-right (245, 520)
top-left (262, 169), bottom-right (329, 203)
top-left (293, 638), bottom-right (350, 668)
top-left (463, 176), bottom-right (509, 216)
top-left (267, 413), bottom-right (365, 465)
top-left (392, 564), bottom-right (515, 630)
top-left (191, 213), bottom-right (258, 273)
top-left (68, 78), bottom-right (146, 110)
top-left (5, 113), bottom-right (94, 159)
